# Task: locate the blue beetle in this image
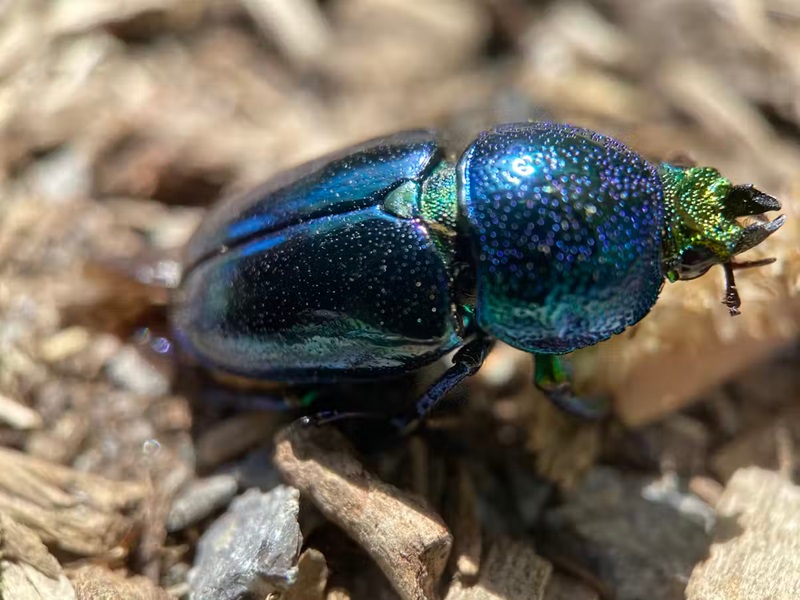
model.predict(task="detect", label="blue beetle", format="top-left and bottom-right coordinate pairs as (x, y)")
top-left (171, 123), bottom-right (783, 421)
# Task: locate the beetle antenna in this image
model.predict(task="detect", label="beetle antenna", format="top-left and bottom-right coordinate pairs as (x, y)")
top-left (730, 257), bottom-right (777, 270)
top-left (721, 257), bottom-right (776, 316)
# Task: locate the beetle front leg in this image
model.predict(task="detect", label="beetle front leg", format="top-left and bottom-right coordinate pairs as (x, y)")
top-left (533, 353), bottom-right (609, 418)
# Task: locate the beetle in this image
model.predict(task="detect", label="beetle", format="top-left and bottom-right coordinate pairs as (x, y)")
top-left (171, 122), bottom-right (784, 423)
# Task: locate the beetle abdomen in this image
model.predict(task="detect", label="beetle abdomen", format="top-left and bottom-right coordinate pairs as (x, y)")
top-left (459, 123), bottom-right (664, 353)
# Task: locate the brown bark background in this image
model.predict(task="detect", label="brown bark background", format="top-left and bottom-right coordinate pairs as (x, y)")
top-left (1, 1), bottom-right (799, 599)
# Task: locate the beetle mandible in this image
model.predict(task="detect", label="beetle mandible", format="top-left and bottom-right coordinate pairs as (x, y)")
top-left (171, 122), bottom-right (784, 422)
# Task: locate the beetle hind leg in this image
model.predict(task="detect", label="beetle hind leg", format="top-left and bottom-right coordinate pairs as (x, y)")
top-left (298, 409), bottom-right (387, 427)
top-left (301, 338), bottom-right (493, 433)
top-left (534, 353), bottom-right (609, 418)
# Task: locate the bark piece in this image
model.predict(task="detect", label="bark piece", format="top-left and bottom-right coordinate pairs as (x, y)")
top-left (0, 514), bottom-right (61, 579)
top-left (710, 407), bottom-right (800, 481)
top-left (105, 345), bottom-right (170, 397)
top-left (0, 514), bottom-right (76, 600)
top-left (285, 548), bottom-right (329, 600)
top-left (67, 564), bottom-right (170, 600)
top-left (1, 562), bottom-right (76, 600)
top-left (195, 412), bottom-right (282, 469)
top-left (25, 410), bottom-right (90, 464)
top-left (544, 572), bottom-right (599, 600)
top-left (529, 398), bottom-right (601, 489)
top-left (274, 424), bottom-right (452, 600)
top-left (0, 447), bottom-right (147, 556)
top-left (166, 474), bottom-right (238, 532)
top-left (542, 467), bottom-right (711, 600)
top-left (38, 326), bottom-right (91, 363)
top-left (189, 486), bottom-right (302, 600)
top-left (240, 0), bottom-right (331, 67)
top-left (223, 446), bottom-right (282, 492)
top-left (686, 468), bottom-right (800, 600)
top-left (444, 538), bottom-right (551, 600)
top-left (612, 414), bottom-right (710, 476)
top-left (0, 392), bottom-right (42, 430)
top-left (48, 0), bottom-right (203, 37)
top-left (444, 463), bottom-right (481, 580)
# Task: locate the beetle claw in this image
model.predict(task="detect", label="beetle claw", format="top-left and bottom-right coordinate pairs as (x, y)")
top-left (543, 384), bottom-right (610, 419)
top-left (734, 214), bottom-right (786, 255)
top-left (298, 410), bottom-right (390, 428)
top-left (722, 262), bottom-right (742, 317)
top-left (297, 410), bottom-right (349, 427)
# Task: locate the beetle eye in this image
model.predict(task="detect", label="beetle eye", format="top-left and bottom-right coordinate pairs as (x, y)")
top-left (678, 246), bottom-right (716, 279)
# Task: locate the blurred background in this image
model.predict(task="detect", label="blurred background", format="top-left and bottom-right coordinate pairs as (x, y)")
top-left (1, 1), bottom-right (800, 599)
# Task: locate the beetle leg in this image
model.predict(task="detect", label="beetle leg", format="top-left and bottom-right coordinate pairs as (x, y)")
top-left (390, 337), bottom-right (494, 432)
top-left (300, 338), bottom-right (493, 432)
top-left (533, 354), bottom-right (609, 418)
top-left (298, 409), bottom-right (388, 427)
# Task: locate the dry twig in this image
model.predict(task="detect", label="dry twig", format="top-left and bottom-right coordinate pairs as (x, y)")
top-left (274, 424), bottom-right (452, 600)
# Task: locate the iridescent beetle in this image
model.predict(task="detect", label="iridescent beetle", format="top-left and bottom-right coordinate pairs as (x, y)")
top-left (171, 123), bottom-right (784, 423)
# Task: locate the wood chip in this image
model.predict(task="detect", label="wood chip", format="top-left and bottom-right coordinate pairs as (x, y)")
top-left (544, 572), bottom-right (599, 600)
top-left (190, 486), bottom-right (302, 600)
top-left (239, 0), bottom-right (331, 67)
top-left (1, 562), bottom-right (76, 600)
top-left (285, 548), bottom-right (329, 600)
top-left (48, 0), bottom-right (200, 37)
top-left (576, 310), bottom-right (796, 427)
top-left (67, 564), bottom-right (169, 600)
top-left (0, 514), bottom-right (76, 600)
top-left (528, 397), bottom-right (601, 489)
top-left (26, 410), bottom-right (90, 464)
top-left (0, 392), bottom-right (42, 430)
top-left (710, 407), bottom-right (800, 481)
top-left (274, 424), bottom-right (452, 600)
top-left (444, 537), bottom-right (552, 600)
top-left (444, 462), bottom-right (482, 580)
top-left (195, 412), bottom-right (283, 469)
top-left (542, 467), bottom-right (711, 600)
top-left (0, 447), bottom-right (147, 556)
top-left (105, 345), bottom-right (170, 397)
top-left (166, 474), bottom-right (238, 532)
top-left (0, 514), bottom-right (61, 579)
top-left (687, 467), bottom-right (800, 600)
top-left (38, 327), bottom-right (91, 363)
top-left (224, 446), bottom-right (282, 492)
top-left (688, 476), bottom-right (724, 507)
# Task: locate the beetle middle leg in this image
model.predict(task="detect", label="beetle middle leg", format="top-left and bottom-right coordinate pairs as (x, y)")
top-left (300, 337), bottom-right (493, 432)
top-left (533, 353), bottom-right (609, 418)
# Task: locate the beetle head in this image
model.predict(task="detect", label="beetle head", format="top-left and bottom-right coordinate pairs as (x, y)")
top-left (659, 164), bottom-right (784, 314)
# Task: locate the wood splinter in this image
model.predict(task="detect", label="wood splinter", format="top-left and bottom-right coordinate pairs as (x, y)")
top-left (274, 424), bottom-right (452, 600)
